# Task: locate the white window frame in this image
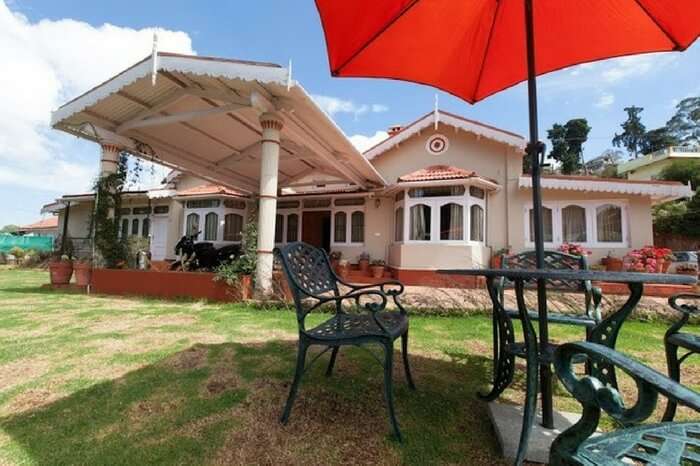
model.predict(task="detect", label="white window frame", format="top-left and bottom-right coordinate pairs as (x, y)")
top-left (524, 199), bottom-right (629, 248)
top-left (394, 184), bottom-right (486, 245)
top-left (119, 205), bottom-right (152, 238)
top-left (274, 206), bottom-right (302, 246)
top-left (330, 207), bottom-right (365, 246)
top-left (182, 198), bottom-right (246, 245)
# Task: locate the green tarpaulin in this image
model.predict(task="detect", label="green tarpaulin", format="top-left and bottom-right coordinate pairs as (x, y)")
top-left (0, 234), bottom-right (54, 253)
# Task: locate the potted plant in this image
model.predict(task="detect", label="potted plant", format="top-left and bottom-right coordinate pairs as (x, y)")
top-left (603, 252), bottom-right (624, 272)
top-left (490, 247), bottom-right (510, 268)
top-left (73, 257), bottom-right (93, 287)
top-left (329, 251), bottom-right (342, 271)
top-left (358, 252), bottom-right (370, 273)
top-left (336, 259), bottom-right (350, 280)
top-left (676, 264), bottom-right (698, 276)
top-left (49, 253), bottom-right (74, 285)
top-left (214, 220), bottom-right (257, 300)
top-left (370, 259), bottom-right (386, 279)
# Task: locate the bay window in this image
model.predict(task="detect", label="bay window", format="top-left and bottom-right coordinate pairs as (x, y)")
top-left (394, 207), bottom-right (404, 241)
top-left (440, 203), bottom-right (463, 240)
top-left (186, 213), bottom-right (200, 237)
top-left (183, 197), bottom-right (246, 244)
top-left (410, 204), bottom-right (431, 241)
top-left (470, 204), bottom-right (484, 242)
top-left (596, 204), bottom-right (622, 243)
top-left (224, 214), bottom-right (243, 241)
top-left (562, 205), bottom-right (587, 242)
top-left (204, 213), bottom-right (218, 241)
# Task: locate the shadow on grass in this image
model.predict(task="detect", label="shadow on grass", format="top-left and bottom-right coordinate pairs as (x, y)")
top-left (0, 340), bottom-right (507, 465)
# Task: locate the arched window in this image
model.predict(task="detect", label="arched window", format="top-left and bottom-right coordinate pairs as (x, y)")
top-left (121, 218), bottom-right (129, 238)
top-left (204, 213), bottom-right (218, 241)
top-left (410, 204), bottom-right (431, 241)
top-left (470, 205), bottom-right (484, 242)
top-left (529, 207), bottom-right (553, 242)
top-left (440, 203), bottom-right (463, 240)
top-left (394, 207), bottom-right (404, 242)
top-left (131, 218), bottom-right (139, 236)
top-left (275, 214), bottom-right (284, 243)
top-left (562, 205), bottom-right (587, 242)
top-left (597, 204), bottom-right (622, 242)
top-left (334, 212), bottom-right (346, 242)
top-left (224, 214), bottom-right (243, 241)
top-left (286, 214), bottom-right (299, 242)
top-left (351, 212), bottom-right (364, 243)
top-left (142, 218), bottom-right (150, 238)
top-left (186, 213), bottom-right (200, 237)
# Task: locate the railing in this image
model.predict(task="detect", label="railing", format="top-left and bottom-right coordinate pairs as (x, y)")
top-left (647, 145), bottom-right (700, 158)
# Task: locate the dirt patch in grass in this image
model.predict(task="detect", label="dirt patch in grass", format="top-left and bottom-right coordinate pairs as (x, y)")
top-left (0, 358), bottom-right (52, 392)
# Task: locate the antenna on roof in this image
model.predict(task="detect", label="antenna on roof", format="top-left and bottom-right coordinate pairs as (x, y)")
top-left (151, 32), bottom-right (159, 87)
top-left (434, 94), bottom-right (439, 129)
top-left (287, 59), bottom-right (293, 91)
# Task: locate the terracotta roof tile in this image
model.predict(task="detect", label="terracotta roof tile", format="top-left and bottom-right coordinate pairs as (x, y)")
top-left (177, 184), bottom-right (247, 197)
top-left (398, 165), bottom-right (478, 182)
top-left (20, 217), bottom-right (58, 230)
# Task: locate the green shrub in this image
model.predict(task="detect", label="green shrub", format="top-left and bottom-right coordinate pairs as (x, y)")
top-left (9, 246), bottom-right (25, 259)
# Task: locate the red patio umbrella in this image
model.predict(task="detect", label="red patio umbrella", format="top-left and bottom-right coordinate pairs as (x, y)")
top-left (315, 0), bottom-right (700, 462)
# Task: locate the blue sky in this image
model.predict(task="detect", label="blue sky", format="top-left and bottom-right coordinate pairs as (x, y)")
top-left (1, 0), bottom-right (699, 227)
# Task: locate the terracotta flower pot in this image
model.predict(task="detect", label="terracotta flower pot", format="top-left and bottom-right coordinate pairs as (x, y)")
top-left (336, 263), bottom-right (350, 280)
top-left (358, 258), bottom-right (370, 273)
top-left (490, 255), bottom-right (503, 268)
top-left (370, 265), bottom-right (385, 279)
top-left (73, 261), bottom-right (93, 286)
top-left (49, 260), bottom-right (73, 285)
top-left (605, 257), bottom-right (624, 272)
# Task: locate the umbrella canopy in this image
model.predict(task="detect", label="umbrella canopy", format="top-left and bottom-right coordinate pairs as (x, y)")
top-left (317, 0), bottom-right (700, 103)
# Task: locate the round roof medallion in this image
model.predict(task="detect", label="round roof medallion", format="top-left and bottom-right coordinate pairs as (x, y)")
top-left (426, 134), bottom-right (449, 155)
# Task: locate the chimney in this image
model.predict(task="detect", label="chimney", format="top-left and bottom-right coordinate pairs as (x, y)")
top-left (387, 124), bottom-right (402, 136)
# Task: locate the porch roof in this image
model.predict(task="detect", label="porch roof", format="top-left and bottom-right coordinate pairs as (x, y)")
top-left (518, 174), bottom-right (693, 203)
top-left (51, 52), bottom-right (386, 194)
top-left (175, 184), bottom-right (248, 199)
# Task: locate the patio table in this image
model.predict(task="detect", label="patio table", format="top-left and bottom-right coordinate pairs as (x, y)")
top-left (436, 268), bottom-right (697, 462)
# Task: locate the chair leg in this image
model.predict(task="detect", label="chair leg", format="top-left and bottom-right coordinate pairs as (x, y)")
top-left (401, 331), bottom-right (416, 390)
top-left (325, 346), bottom-right (339, 377)
top-left (382, 341), bottom-right (402, 442)
top-left (280, 340), bottom-right (309, 424)
top-left (662, 342), bottom-right (680, 422)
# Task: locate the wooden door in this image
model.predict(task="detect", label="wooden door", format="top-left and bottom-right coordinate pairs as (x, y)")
top-left (302, 211), bottom-right (331, 251)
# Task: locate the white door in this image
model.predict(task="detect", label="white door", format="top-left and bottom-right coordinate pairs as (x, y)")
top-left (150, 217), bottom-right (168, 260)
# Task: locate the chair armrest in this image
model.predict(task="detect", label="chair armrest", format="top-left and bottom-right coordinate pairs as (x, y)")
top-left (555, 341), bottom-right (700, 426)
top-left (343, 280), bottom-right (405, 297)
top-left (323, 289), bottom-right (392, 334)
top-left (666, 293), bottom-right (700, 337)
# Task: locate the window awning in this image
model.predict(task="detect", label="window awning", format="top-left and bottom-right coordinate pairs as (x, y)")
top-left (518, 175), bottom-right (693, 203)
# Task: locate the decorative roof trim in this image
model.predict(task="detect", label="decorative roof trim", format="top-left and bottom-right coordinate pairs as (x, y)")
top-left (518, 175), bottom-right (693, 202)
top-left (364, 110), bottom-right (526, 160)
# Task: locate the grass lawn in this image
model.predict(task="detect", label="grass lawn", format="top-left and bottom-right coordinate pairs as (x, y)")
top-left (0, 268), bottom-right (697, 465)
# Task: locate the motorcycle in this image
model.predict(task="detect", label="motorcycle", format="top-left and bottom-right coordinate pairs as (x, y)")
top-left (170, 232), bottom-right (241, 271)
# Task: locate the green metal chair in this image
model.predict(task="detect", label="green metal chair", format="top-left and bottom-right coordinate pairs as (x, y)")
top-left (274, 242), bottom-right (415, 441)
top-left (663, 293), bottom-right (699, 421)
top-left (551, 341), bottom-right (700, 465)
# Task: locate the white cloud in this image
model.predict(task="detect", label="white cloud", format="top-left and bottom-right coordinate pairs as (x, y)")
top-left (312, 94), bottom-right (388, 119)
top-left (349, 131), bottom-right (389, 153)
top-left (0, 1), bottom-right (195, 193)
top-left (594, 92), bottom-right (615, 108)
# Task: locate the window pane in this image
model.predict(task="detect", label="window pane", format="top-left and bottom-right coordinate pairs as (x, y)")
top-left (186, 213), bottom-right (200, 236)
top-left (133, 207), bottom-right (151, 215)
top-left (223, 199), bottom-right (246, 209)
top-left (408, 185), bottom-right (465, 198)
top-left (597, 205), bottom-right (622, 242)
top-left (562, 205), bottom-right (587, 242)
top-left (529, 207), bottom-right (553, 242)
top-left (303, 198), bottom-right (331, 208)
top-left (131, 218), bottom-right (139, 236)
top-left (277, 200), bottom-right (300, 209)
top-left (275, 214), bottom-right (284, 243)
top-left (224, 214), bottom-right (243, 241)
top-left (286, 214), bottom-right (299, 242)
top-left (118, 208), bottom-right (131, 215)
top-left (470, 205), bottom-right (484, 242)
top-left (469, 186), bottom-right (485, 199)
top-left (440, 203), bottom-right (464, 240)
top-left (334, 212), bottom-right (346, 242)
top-left (121, 218), bottom-right (129, 238)
top-left (394, 207), bottom-right (404, 241)
top-left (410, 204), bottom-right (431, 240)
top-left (186, 199), bottom-right (219, 209)
top-left (351, 212), bottom-right (364, 243)
top-left (142, 218), bottom-right (150, 238)
top-left (153, 205), bottom-right (169, 214)
top-left (204, 213), bottom-right (218, 241)
top-left (335, 197), bottom-right (365, 206)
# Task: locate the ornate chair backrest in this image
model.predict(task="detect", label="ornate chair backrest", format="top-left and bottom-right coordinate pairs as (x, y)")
top-left (274, 242), bottom-right (340, 324)
top-left (501, 250), bottom-right (588, 292)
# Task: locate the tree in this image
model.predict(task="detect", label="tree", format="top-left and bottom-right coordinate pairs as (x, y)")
top-left (0, 225), bottom-right (19, 234)
top-left (546, 118), bottom-right (591, 174)
top-left (654, 159), bottom-right (700, 238)
top-left (659, 159), bottom-right (700, 190)
top-left (666, 96), bottom-right (700, 146)
top-left (612, 106), bottom-right (646, 158)
top-left (640, 127), bottom-right (679, 154)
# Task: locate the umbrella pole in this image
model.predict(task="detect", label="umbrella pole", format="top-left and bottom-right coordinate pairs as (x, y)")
top-left (524, 0), bottom-right (554, 430)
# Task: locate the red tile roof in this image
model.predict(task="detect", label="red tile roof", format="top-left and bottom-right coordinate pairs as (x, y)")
top-left (177, 184), bottom-right (247, 198)
top-left (398, 165), bottom-right (478, 182)
top-left (525, 174), bottom-right (687, 186)
top-left (20, 217), bottom-right (58, 230)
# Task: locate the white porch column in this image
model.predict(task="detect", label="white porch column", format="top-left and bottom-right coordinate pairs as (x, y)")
top-left (100, 143), bottom-right (121, 177)
top-left (255, 112), bottom-right (283, 296)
